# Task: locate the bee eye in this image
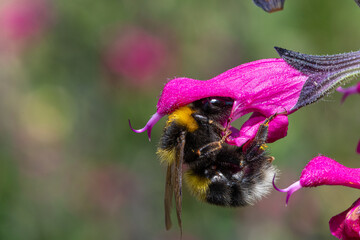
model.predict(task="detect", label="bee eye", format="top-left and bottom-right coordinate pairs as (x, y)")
top-left (209, 98), bottom-right (222, 106)
top-left (202, 97), bottom-right (234, 113)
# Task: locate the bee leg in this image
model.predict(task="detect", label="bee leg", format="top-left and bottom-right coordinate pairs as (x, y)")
top-left (220, 128), bottom-right (232, 142)
top-left (208, 119), bottom-right (226, 131)
top-left (245, 113), bottom-right (278, 158)
top-left (195, 122), bottom-right (233, 158)
top-left (196, 127), bottom-right (232, 158)
top-left (207, 120), bottom-right (233, 144)
top-left (196, 141), bottom-right (223, 157)
top-left (267, 156), bottom-right (275, 163)
top-left (192, 113), bottom-right (233, 142)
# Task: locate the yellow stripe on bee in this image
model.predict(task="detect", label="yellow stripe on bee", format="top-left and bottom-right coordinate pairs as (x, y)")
top-left (166, 106), bottom-right (198, 132)
top-left (156, 148), bottom-right (176, 165)
top-left (184, 170), bottom-right (210, 201)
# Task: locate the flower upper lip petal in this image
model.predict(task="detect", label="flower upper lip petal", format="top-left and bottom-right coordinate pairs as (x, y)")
top-left (156, 58), bottom-right (307, 116)
top-left (131, 48), bottom-right (360, 147)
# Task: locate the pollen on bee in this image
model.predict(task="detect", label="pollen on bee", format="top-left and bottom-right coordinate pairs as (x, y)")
top-left (259, 144), bottom-right (268, 151)
top-left (156, 148), bottom-right (176, 164)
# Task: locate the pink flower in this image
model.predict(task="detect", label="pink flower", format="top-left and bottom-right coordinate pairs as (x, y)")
top-left (329, 198), bottom-right (360, 240)
top-left (0, 0), bottom-right (53, 49)
top-left (130, 48), bottom-right (360, 145)
top-left (274, 156), bottom-right (360, 239)
top-left (274, 156), bottom-right (360, 204)
top-left (104, 27), bottom-right (168, 86)
top-left (253, 0), bottom-right (285, 13)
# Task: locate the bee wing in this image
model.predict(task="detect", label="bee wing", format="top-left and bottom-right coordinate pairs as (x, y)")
top-left (164, 131), bottom-right (186, 233)
top-left (164, 163), bottom-right (174, 230)
top-left (174, 132), bottom-right (186, 235)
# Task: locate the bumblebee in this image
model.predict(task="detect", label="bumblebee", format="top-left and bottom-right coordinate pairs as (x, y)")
top-left (157, 97), bottom-right (277, 232)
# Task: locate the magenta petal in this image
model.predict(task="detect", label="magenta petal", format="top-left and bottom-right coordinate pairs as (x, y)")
top-left (265, 114), bottom-right (288, 143)
top-left (329, 198), bottom-right (360, 240)
top-left (275, 156), bottom-right (360, 206)
top-left (300, 156), bottom-right (360, 189)
top-left (229, 113), bottom-right (266, 147)
top-left (129, 113), bottom-right (164, 141)
top-left (155, 58), bottom-right (306, 143)
top-left (134, 48), bottom-right (360, 142)
top-left (157, 59), bottom-right (307, 116)
top-left (229, 113), bottom-right (288, 146)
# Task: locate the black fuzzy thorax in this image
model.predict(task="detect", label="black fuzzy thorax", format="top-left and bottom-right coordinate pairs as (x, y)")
top-left (158, 106), bottom-right (224, 168)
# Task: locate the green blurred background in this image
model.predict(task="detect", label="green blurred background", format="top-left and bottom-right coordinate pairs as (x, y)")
top-left (0, 0), bottom-right (359, 239)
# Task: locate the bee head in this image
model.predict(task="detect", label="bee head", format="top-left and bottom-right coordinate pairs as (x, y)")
top-left (192, 97), bottom-right (234, 124)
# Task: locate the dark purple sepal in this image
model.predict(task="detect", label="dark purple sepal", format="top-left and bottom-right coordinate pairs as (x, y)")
top-left (355, 0), bottom-right (360, 7)
top-left (253, 0), bottom-right (285, 13)
top-left (275, 47), bottom-right (360, 112)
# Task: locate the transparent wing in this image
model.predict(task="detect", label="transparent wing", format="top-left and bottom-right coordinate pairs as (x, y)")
top-left (164, 163), bottom-right (174, 230)
top-left (174, 132), bottom-right (185, 235)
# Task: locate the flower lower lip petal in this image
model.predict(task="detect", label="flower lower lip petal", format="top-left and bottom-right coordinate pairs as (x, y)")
top-left (129, 113), bottom-right (164, 141)
top-left (272, 174), bottom-right (302, 205)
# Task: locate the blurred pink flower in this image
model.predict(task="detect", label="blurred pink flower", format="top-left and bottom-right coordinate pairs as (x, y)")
top-left (329, 198), bottom-right (360, 240)
top-left (86, 165), bottom-right (139, 213)
top-left (0, 0), bottom-right (53, 49)
top-left (104, 27), bottom-right (168, 86)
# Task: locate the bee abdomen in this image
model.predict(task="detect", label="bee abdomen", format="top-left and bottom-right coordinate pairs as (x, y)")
top-left (206, 181), bottom-right (232, 206)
